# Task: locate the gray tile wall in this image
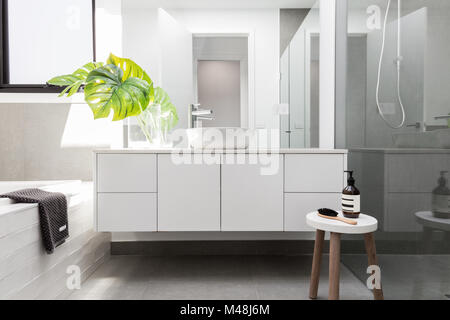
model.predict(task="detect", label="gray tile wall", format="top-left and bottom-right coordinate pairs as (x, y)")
top-left (0, 103), bottom-right (100, 181)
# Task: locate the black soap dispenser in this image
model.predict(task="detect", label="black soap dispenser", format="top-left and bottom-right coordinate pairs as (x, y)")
top-left (432, 171), bottom-right (450, 219)
top-left (342, 171), bottom-right (360, 218)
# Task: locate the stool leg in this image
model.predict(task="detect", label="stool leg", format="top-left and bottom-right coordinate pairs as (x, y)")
top-left (309, 230), bottom-right (325, 299)
top-left (364, 233), bottom-right (384, 300)
top-left (328, 232), bottom-right (341, 300)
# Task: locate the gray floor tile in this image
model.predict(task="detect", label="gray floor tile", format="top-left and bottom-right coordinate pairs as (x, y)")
top-left (68, 255), bottom-right (374, 300)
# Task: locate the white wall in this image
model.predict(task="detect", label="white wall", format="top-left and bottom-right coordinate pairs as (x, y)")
top-left (319, 0), bottom-right (336, 149)
top-left (286, 8), bottom-right (320, 148)
top-left (96, 0), bottom-right (123, 61)
top-left (122, 8), bottom-right (160, 84)
top-left (158, 9), bottom-right (194, 129)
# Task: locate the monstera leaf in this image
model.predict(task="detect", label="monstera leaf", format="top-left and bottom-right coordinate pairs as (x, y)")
top-left (47, 62), bottom-right (104, 97)
top-left (84, 64), bottom-right (152, 121)
top-left (47, 53), bottom-right (180, 133)
top-left (107, 53), bottom-right (154, 101)
top-left (153, 87), bottom-right (179, 130)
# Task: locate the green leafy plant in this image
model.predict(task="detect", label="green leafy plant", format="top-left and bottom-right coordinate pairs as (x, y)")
top-left (84, 64), bottom-right (152, 121)
top-left (48, 53), bottom-right (179, 137)
top-left (48, 62), bottom-right (104, 97)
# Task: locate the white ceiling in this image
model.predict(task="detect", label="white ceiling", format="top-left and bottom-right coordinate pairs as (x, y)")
top-left (122, 0), bottom-right (318, 9)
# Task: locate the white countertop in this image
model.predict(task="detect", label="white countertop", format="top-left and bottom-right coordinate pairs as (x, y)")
top-left (94, 148), bottom-right (348, 154)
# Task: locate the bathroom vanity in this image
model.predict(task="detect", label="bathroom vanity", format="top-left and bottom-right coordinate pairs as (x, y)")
top-left (93, 149), bottom-right (347, 233)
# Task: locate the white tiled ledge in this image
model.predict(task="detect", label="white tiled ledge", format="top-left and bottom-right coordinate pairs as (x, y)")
top-left (0, 93), bottom-right (85, 104)
top-left (94, 148), bottom-right (348, 154)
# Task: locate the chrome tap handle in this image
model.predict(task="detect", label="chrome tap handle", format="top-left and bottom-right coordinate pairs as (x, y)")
top-left (196, 116), bottom-right (215, 121)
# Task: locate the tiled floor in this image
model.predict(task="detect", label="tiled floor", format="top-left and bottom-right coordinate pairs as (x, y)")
top-left (342, 254), bottom-right (450, 300)
top-left (68, 255), bottom-right (374, 300)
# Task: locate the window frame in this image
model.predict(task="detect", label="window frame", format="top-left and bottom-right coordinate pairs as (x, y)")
top-left (0, 0), bottom-right (96, 93)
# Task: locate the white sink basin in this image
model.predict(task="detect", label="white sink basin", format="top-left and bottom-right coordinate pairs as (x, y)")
top-left (186, 127), bottom-right (256, 149)
top-left (393, 129), bottom-right (450, 149)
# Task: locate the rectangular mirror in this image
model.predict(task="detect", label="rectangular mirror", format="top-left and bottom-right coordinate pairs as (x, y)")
top-left (122, 0), bottom-right (321, 148)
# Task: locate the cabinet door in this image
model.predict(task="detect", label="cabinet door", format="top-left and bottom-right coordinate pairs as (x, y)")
top-left (221, 155), bottom-right (284, 231)
top-left (284, 193), bottom-right (341, 231)
top-left (158, 154), bottom-right (220, 231)
top-left (97, 154), bottom-right (157, 192)
top-left (97, 193), bottom-right (157, 232)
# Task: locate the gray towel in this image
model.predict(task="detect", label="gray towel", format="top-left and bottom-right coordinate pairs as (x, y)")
top-left (0, 188), bottom-right (69, 254)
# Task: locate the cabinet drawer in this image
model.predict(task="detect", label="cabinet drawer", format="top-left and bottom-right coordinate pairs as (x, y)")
top-left (97, 154), bottom-right (157, 192)
top-left (285, 154), bottom-right (344, 192)
top-left (97, 193), bottom-right (157, 232)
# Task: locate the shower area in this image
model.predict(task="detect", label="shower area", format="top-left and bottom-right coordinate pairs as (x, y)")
top-left (339, 0), bottom-right (450, 299)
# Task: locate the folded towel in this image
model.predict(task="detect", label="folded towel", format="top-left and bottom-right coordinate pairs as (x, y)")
top-left (0, 188), bottom-right (69, 254)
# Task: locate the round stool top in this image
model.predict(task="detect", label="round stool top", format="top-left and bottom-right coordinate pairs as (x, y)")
top-left (415, 211), bottom-right (450, 232)
top-left (306, 211), bottom-right (378, 234)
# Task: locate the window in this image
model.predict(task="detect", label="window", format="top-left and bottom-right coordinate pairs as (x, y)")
top-left (0, 0), bottom-right (95, 92)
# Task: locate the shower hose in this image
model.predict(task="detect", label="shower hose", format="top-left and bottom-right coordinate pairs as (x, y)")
top-left (376, 0), bottom-right (407, 129)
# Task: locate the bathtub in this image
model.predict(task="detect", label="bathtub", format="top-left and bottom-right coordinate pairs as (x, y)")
top-left (0, 180), bottom-right (83, 216)
top-left (0, 180), bottom-right (110, 300)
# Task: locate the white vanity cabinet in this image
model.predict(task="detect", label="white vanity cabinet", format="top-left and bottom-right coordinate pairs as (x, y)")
top-left (284, 154), bottom-right (345, 192)
top-left (283, 154), bottom-right (347, 231)
top-left (221, 155), bottom-right (284, 231)
top-left (97, 193), bottom-right (157, 232)
top-left (157, 154), bottom-right (221, 231)
top-left (94, 150), bottom-right (347, 233)
top-left (95, 154), bottom-right (158, 232)
top-left (97, 154), bottom-right (157, 192)
top-left (284, 193), bottom-right (341, 231)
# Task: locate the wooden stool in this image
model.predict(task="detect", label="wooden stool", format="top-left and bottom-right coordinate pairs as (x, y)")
top-left (306, 212), bottom-right (383, 300)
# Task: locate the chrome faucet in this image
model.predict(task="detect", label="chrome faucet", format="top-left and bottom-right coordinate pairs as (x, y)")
top-left (190, 104), bottom-right (214, 128)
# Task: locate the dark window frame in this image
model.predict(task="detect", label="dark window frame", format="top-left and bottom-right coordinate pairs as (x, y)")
top-left (0, 0), bottom-right (96, 93)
